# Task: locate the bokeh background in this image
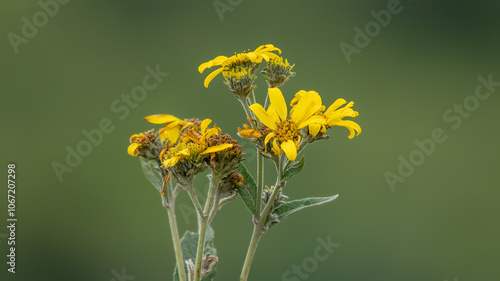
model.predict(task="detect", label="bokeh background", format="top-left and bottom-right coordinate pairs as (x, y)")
top-left (1, 0), bottom-right (499, 280)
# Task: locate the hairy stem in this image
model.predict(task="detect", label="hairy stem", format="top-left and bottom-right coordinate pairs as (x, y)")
top-left (255, 152), bottom-right (264, 219)
top-left (166, 204), bottom-right (186, 281)
top-left (240, 155), bottom-right (284, 281)
top-left (194, 173), bottom-right (220, 281)
top-left (239, 98), bottom-right (254, 125)
top-left (162, 180), bottom-right (186, 281)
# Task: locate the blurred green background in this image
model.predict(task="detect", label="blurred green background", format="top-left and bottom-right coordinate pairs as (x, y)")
top-left (1, 0), bottom-right (499, 280)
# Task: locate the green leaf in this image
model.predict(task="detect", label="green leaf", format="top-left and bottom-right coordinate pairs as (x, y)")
top-left (237, 163), bottom-right (258, 215)
top-left (173, 226), bottom-right (217, 281)
top-left (270, 195), bottom-right (339, 228)
top-left (282, 156), bottom-right (305, 182)
top-left (140, 157), bottom-right (163, 193)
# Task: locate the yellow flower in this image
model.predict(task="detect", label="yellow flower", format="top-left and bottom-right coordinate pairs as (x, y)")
top-left (248, 88), bottom-right (326, 161)
top-left (161, 119), bottom-right (233, 169)
top-left (198, 44), bottom-right (282, 88)
top-left (144, 114), bottom-right (191, 143)
top-left (324, 99), bottom-right (361, 139)
top-left (290, 92), bottom-right (361, 139)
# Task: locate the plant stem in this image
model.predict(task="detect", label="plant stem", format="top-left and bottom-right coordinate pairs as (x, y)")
top-left (239, 225), bottom-right (262, 281)
top-left (240, 155), bottom-right (284, 281)
top-left (162, 179), bottom-right (186, 281)
top-left (255, 152), bottom-right (264, 219)
top-left (166, 204), bottom-right (187, 281)
top-left (239, 98), bottom-right (254, 124)
top-left (194, 173), bottom-right (220, 281)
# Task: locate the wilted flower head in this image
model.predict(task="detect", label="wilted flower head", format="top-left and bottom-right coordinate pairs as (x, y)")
top-left (219, 172), bottom-right (244, 195)
top-left (127, 130), bottom-right (162, 159)
top-left (160, 118), bottom-right (235, 182)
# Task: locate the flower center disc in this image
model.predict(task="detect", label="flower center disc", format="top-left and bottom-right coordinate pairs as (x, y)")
top-left (276, 120), bottom-right (299, 143)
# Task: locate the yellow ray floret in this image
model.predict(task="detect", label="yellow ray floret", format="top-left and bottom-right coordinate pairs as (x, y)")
top-left (144, 114), bottom-right (189, 143)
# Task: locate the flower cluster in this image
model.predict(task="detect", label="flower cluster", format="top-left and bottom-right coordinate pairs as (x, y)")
top-left (237, 88), bottom-right (361, 161)
top-left (126, 43), bottom-right (362, 281)
top-left (128, 114), bottom-right (243, 184)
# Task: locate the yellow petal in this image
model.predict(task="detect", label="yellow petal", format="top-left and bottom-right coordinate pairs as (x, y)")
top-left (202, 127), bottom-right (219, 143)
top-left (297, 115), bottom-right (326, 129)
top-left (280, 140), bottom-right (297, 161)
top-left (290, 91), bottom-right (316, 124)
top-left (201, 143), bottom-right (233, 154)
top-left (127, 143), bottom-right (141, 156)
top-left (329, 120), bottom-right (362, 139)
top-left (165, 126), bottom-right (181, 143)
top-left (272, 139), bottom-right (281, 155)
top-left (268, 88), bottom-right (288, 122)
top-left (129, 133), bottom-right (143, 143)
top-left (144, 114), bottom-right (180, 124)
top-left (249, 103), bottom-right (278, 130)
top-left (308, 123), bottom-right (322, 136)
top-left (290, 90), bottom-right (306, 107)
top-left (201, 119), bottom-right (212, 134)
top-left (163, 156), bottom-right (180, 169)
top-left (264, 132), bottom-right (276, 146)
top-left (204, 68), bottom-right (224, 88)
top-left (324, 99), bottom-right (347, 117)
top-left (198, 55), bottom-right (228, 73)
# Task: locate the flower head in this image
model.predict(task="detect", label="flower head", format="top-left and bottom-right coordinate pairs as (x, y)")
top-left (127, 130), bottom-right (162, 159)
top-left (290, 92), bottom-right (361, 139)
top-left (261, 56), bottom-right (296, 88)
top-left (198, 44), bottom-right (282, 88)
top-left (160, 119), bottom-right (236, 180)
top-left (240, 88), bottom-right (326, 161)
top-left (223, 67), bottom-right (257, 97)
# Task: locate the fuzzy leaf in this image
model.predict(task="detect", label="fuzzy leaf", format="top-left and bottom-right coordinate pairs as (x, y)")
top-left (270, 195), bottom-right (339, 228)
top-left (282, 156), bottom-right (305, 182)
top-left (173, 226), bottom-right (217, 281)
top-left (237, 163), bottom-right (258, 215)
top-left (140, 157), bottom-right (163, 193)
